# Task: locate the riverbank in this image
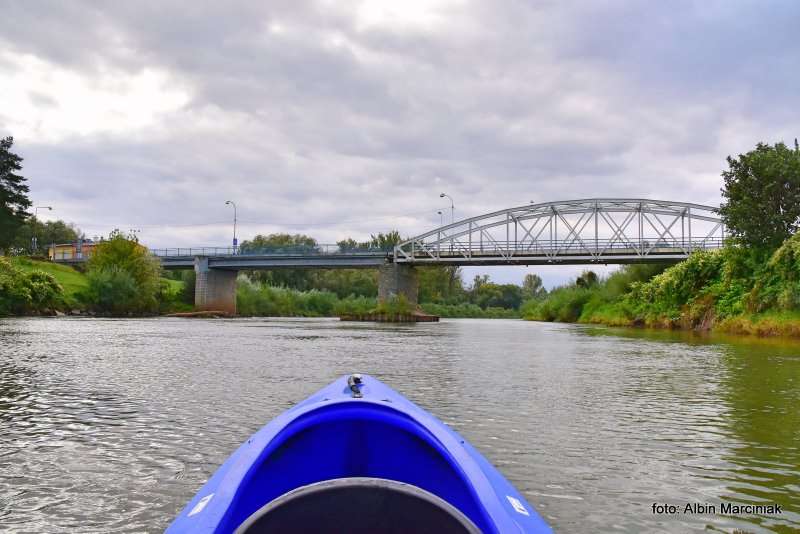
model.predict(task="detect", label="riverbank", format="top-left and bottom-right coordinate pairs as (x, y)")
top-left (1, 257), bottom-right (189, 317)
top-left (576, 306), bottom-right (800, 338)
top-left (1, 258), bottom-right (522, 319)
top-left (523, 233), bottom-right (800, 338)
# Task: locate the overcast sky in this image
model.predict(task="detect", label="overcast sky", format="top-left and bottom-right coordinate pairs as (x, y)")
top-left (2, 1), bottom-right (798, 287)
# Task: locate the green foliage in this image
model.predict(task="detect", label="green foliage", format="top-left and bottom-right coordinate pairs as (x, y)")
top-left (523, 285), bottom-right (592, 322)
top-left (10, 257), bottom-right (88, 302)
top-left (312, 269), bottom-right (377, 298)
top-left (0, 256), bottom-right (63, 315)
top-left (422, 302), bottom-right (519, 318)
top-left (0, 137), bottom-right (32, 250)
top-left (239, 233), bottom-right (318, 289)
top-left (719, 140), bottom-right (800, 250)
top-left (333, 295), bottom-right (377, 316)
top-left (745, 232), bottom-right (800, 313)
top-left (177, 269), bottom-right (196, 304)
top-left (365, 230), bottom-right (401, 250)
top-left (336, 231), bottom-right (401, 252)
top-left (526, 231), bottom-right (800, 336)
top-left (626, 251), bottom-right (726, 325)
top-left (522, 273), bottom-right (547, 300)
top-left (575, 270), bottom-right (599, 289)
top-left (11, 217), bottom-right (80, 255)
top-left (84, 267), bottom-right (139, 315)
top-left (523, 263), bottom-right (671, 324)
top-left (418, 266), bottom-right (464, 303)
top-left (85, 230), bottom-right (162, 315)
top-left (469, 275), bottom-right (524, 309)
top-left (237, 275), bottom-right (369, 317)
top-left (374, 294), bottom-right (414, 315)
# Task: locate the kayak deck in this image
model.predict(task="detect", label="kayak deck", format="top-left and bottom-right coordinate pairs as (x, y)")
top-left (168, 374), bottom-right (551, 533)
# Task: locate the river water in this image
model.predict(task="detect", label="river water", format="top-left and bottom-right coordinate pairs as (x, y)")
top-left (0, 317), bottom-right (798, 533)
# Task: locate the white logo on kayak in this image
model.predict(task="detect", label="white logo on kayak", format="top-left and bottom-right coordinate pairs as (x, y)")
top-left (506, 495), bottom-right (530, 516)
top-left (188, 494), bottom-right (214, 517)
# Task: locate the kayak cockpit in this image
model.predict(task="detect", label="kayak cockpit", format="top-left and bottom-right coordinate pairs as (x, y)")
top-left (235, 477), bottom-right (480, 533)
top-left (219, 402), bottom-right (494, 533)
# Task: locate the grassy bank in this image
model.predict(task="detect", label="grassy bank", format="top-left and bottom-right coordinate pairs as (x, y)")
top-left (524, 234), bottom-right (800, 338)
top-left (10, 257), bottom-right (88, 308)
top-left (1, 257), bottom-right (190, 316)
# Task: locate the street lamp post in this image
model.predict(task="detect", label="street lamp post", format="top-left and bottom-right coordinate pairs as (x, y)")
top-left (439, 193), bottom-right (454, 225)
top-left (437, 210), bottom-right (443, 227)
top-left (32, 206), bottom-right (52, 254)
top-left (225, 200), bottom-right (238, 253)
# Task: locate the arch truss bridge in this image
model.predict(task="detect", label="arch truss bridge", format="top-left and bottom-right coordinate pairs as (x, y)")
top-left (394, 199), bottom-right (725, 265)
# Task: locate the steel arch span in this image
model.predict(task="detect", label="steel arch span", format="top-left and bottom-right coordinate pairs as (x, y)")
top-left (394, 198), bottom-right (725, 266)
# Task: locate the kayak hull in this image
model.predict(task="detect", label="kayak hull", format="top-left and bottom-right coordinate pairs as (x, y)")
top-left (167, 375), bottom-right (552, 533)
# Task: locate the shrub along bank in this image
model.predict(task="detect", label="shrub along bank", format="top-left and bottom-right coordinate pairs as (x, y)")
top-left (0, 256), bottom-right (63, 315)
top-left (0, 255), bottom-right (189, 317)
top-left (524, 233), bottom-right (800, 337)
top-left (236, 275), bottom-right (523, 318)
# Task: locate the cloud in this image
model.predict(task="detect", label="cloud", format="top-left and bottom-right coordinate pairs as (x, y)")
top-left (1, 0), bottom-right (798, 286)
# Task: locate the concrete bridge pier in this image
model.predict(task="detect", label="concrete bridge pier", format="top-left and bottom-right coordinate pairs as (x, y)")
top-left (378, 263), bottom-right (419, 306)
top-left (194, 257), bottom-right (238, 315)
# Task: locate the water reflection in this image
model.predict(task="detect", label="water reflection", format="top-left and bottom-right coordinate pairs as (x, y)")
top-left (584, 325), bottom-right (800, 532)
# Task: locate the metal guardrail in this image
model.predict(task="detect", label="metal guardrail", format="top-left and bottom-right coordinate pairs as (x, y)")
top-left (52, 238), bottom-right (724, 265)
top-left (395, 237), bottom-right (725, 261)
top-left (149, 245), bottom-right (393, 258)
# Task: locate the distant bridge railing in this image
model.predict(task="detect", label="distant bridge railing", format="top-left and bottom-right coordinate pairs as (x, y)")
top-left (149, 244), bottom-right (393, 258)
top-left (394, 236), bottom-right (724, 263)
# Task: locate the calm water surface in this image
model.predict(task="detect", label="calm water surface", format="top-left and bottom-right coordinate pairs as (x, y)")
top-left (0, 317), bottom-right (798, 533)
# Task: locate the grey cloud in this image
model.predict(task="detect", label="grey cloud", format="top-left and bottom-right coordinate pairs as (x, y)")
top-left (2, 1), bottom-right (798, 286)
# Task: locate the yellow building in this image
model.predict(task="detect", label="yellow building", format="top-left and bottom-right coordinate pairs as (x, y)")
top-left (48, 240), bottom-right (97, 261)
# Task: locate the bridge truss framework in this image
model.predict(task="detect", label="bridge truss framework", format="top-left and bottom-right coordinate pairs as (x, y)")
top-left (394, 199), bottom-right (725, 265)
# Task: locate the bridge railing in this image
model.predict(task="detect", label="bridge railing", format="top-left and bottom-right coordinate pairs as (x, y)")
top-left (149, 244), bottom-right (393, 258)
top-left (396, 236), bottom-right (726, 260)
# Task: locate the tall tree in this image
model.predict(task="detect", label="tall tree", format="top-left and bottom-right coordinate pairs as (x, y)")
top-left (0, 137), bottom-right (32, 250)
top-left (719, 140), bottom-right (800, 249)
top-left (522, 273), bottom-right (546, 300)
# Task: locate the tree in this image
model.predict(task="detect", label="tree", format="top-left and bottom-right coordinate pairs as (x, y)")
top-left (12, 218), bottom-right (81, 255)
top-left (0, 137), bottom-right (32, 251)
top-left (576, 270), bottom-right (599, 289)
top-left (365, 230), bottom-right (401, 250)
top-left (418, 266), bottom-right (465, 303)
top-left (522, 273), bottom-right (547, 300)
top-left (85, 230), bottom-right (162, 314)
top-left (719, 140), bottom-right (800, 249)
top-left (239, 233), bottom-right (318, 289)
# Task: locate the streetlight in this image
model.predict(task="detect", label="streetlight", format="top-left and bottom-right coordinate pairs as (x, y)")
top-left (32, 206), bottom-right (52, 254)
top-left (439, 193), bottom-right (454, 225)
top-left (437, 210), bottom-right (443, 227)
top-left (225, 200), bottom-right (238, 252)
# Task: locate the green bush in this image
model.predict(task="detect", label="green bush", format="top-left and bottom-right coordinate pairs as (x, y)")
top-left (374, 294), bottom-right (414, 315)
top-left (525, 286), bottom-right (592, 322)
top-left (628, 252), bottom-right (725, 315)
top-left (423, 302), bottom-right (519, 318)
top-left (85, 230), bottom-right (162, 315)
top-left (237, 276), bottom-right (343, 317)
top-left (333, 295), bottom-right (378, 316)
top-left (84, 267), bottom-right (139, 315)
top-left (0, 256), bottom-right (63, 315)
top-left (746, 233), bottom-right (800, 312)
